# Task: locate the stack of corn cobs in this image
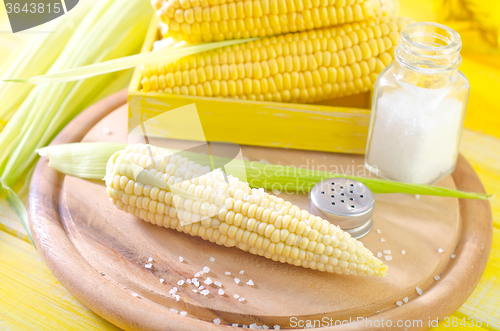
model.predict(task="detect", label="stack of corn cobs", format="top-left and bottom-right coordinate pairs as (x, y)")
top-left (106, 144), bottom-right (389, 276)
top-left (143, 0), bottom-right (413, 103)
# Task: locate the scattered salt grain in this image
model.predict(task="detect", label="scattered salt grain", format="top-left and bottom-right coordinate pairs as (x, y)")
top-left (204, 277), bottom-right (213, 285)
top-left (179, 256), bottom-right (184, 262)
top-left (246, 279), bottom-right (254, 286)
top-left (210, 257), bottom-right (215, 262)
top-left (376, 229), bottom-right (381, 234)
top-left (232, 324), bottom-right (239, 327)
top-left (195, 272), bottom-right (202, 278)
top-left (401, 250), bottom-right (406, 255)
top-left (234, 294), bottom-right (240, 299)
top-left (377, 252), bottom-right (382, 258)
top-left (213, 318), bottom-right (221, 325)
top-left (242, 325), bottom-right (248, 329)
top-left (384, 255), bottom-right (393, 261)
top-left (102, 127), bottom-right (111, 135)
top-left (263, 325), bottom-right (269, 329)
top-left (218, 289), bottom-right (225, 296)
top-left (199, 285), bottom-right (204, 290)
top-left (170, 308), bottom-right (178, 314)
top-left (238, 297), bottom-right (245, 302)
top-left (403, 297), bottom-right (408, 303)
top-left (434, 275), bottom-right (440, 281)
top-left (160, 279), bottom-right (164, 283)
top-left (225, 271), bottom-right (231, 276)
top-left (145, 263), bottom-right (152, 269)
top-left (250, 323), bottom-right (258, 329)
top-left (192, 289), bottom-right (198, 293)
top-left (193, 280), bottom-right (200, 287)
top-left (416, 287), bottom-right (423, 295)
top-left (381, 238), bottom-right (386, 242)
top-left (234, 278), bottom-right (241, 284)
top-left (450, 254), bottom-right (456, 259)
top-left (177, 280), bottom-right (185, 286)
top-left (239, 270), bottom-right (245, 275)
top-left (396, 301), bottom-right (403, 306)
top-left (186, 279), bottom-right (191, 283)
top-left (180, 311), bottom-right (187, 316)
top-left (438, 248), bottom-right (444, 253)
top-left (201, 289), bottom-right (210, 296)
top-left (203, 266), bottom-right (211, 273)
top-left (274, 326), bottom-right (280, 330)
top-left (214, 281), bottom-right (222, 287)
top-left (148, 257), bottom-right (153, 262)
top-left (132, 292), bottom-right (138, 297)
top-left (383, 250), bottom-right (391, 255)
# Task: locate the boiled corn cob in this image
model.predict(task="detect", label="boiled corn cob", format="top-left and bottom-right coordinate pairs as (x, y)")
top-left (140, 16), bottom-right (413, 103)
top-left (152, 0), bottom-right (398, 43)
top-left (105, 143), bottom-right (388, 277)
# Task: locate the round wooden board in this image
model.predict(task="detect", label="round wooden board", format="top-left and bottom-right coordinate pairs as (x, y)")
top-left (29, 91), bottom-right (492, 331)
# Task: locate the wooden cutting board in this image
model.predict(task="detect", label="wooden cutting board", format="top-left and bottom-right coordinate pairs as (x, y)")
top-left (28, 90), bottom-right (492, 331)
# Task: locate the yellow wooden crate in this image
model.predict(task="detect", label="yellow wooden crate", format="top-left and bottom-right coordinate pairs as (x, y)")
top-left (128, 17), bottom-right (372, 154)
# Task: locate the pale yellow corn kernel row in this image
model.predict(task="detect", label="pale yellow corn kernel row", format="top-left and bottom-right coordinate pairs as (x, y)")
top-left (140, 16), bottom-right (412, 103)
top-left (109, 186), bottom-right (381, 276)
top-left (105, 144), bottom-right (387, 276)
top-left (155, 0), bottom-right (394, 43)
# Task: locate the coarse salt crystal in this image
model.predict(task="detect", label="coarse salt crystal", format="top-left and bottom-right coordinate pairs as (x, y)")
top-left (201, 289), bottom-right (209, 296)
top-left (214, 281), bottom-right (222, 287)
top-left (145, 263), bottom-right (152, 269)
top-left (148, 257), bottom-right (153, 262)
top-left (401, 250), bottom-right (406, 255)
top-left (403, 297), bottom-right (408, 303)
top-left (384, 255), bottom-right (393, 261)
top-left (434, 275), bottom-right (440, 281)
top-left (179, 256), bottom-right (184, 262)
top-left (210, 257), bottom-right (215, 262)
top-left (450, 254), bottom-right (456, 259)
top-left (438, 248), bottom-right (444, 253)
top-left (376, 229), bottom-right (381, 234)
top-left (274, 326), bottom-right (280, 330)
top-left (263, 325), bottom-right (269, 329)
top-left (193, 280), bottom-right (200, 287)
top-left (192, 289), bottom-right (198, 293)
top-left (383, 250), bottom-right (391, 254)
top-left (170, 308), bottom-right (177, 314)
top-left (232, 324), bottom-right (239, 327)
top-left (250, 323), bottom-right (258, 329)
top-left (195, 272), bottom-right (202, 277)
top-left (246, 279), bottom-right (254, 286)
top-left (234, 294), bottom-right (240, 299)
top-left (132, 292), bottom-right (138, 297)
top-left (239, 270), bottom-right (245, 275)
top-left (160, 279), bottom-right (164, 283)
top-left (186, 279), bottom-right (191, 283)
top-left (234, 278), bottom-right (241, 284)
top-left (396, 301), bottom-right (403, 306)
top-left (218, 289), bottom-right (225, 295)
top-left (203, 266), bottom-right (211, 273)
top-left (381, 238), bottom-right (386, 242)
top-left (238, 297), bottom-right (245, 302)
top-left (416, 287), bottom-right (423, 295)
top-left (377, 252), bottom-right (382, 258)
top-left (177, 280), bottom-right (185, 286)
top-left (213, 318), bottom-right (221, 325)
top-left (199, 285), bottom-right (204, 290)
top-left (204, 277), bottom-right (213, 285)
top-left (180, 311), bottom-right (187, 316)
top-left (242, 325), bottom-right (248, 328)
top-left (102, 127), bottom-right (111, 135)
top-left (225, 271), bottom-right (231, 276)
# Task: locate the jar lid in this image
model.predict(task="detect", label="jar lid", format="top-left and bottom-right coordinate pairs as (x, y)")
top-left (309, 178), bottom-right (374, 239)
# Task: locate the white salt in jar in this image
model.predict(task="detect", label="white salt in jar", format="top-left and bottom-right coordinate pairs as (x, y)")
top-left (365, 22), bottom-right (470, 185)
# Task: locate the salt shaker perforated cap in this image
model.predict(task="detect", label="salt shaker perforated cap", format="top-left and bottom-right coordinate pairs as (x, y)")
top-left (309, 178), bottom-right (374, 239)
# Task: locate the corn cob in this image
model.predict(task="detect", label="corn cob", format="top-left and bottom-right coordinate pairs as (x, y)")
top-left (140, 16), bottom-right (413, 103)
top-left (105, 143), bottom-right (388, 277)
top-left (152, 0), bottom-right (398, 43)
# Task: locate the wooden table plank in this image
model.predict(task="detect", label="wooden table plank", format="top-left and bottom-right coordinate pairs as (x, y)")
top-left (0, 229), bottom-right (119, 331)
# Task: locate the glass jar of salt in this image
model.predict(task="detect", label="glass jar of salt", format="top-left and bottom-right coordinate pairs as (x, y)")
top-left (365, 22), bottom-right (469, 185)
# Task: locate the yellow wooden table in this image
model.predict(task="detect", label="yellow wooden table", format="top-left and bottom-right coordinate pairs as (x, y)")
top-left (1, 0), bottom-right (499, 330)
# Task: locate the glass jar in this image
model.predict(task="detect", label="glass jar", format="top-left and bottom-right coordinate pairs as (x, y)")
top-left (365, 22), bottom-right (470, 185)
